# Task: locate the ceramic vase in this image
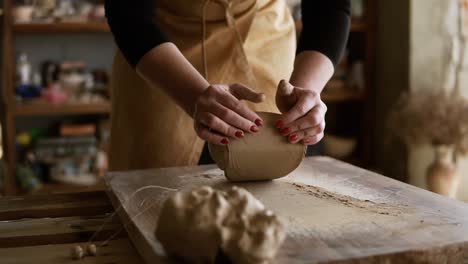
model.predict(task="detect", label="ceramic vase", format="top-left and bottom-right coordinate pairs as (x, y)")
top-left (426, 145), bottom-right (460, 198)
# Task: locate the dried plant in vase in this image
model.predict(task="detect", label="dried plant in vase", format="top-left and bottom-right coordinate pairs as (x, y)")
top-left (387, 90), bottom-right (468, 198)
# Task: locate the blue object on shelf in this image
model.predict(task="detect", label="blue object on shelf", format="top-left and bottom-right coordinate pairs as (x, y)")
top-left (16, 84), bottom-right (43, 99)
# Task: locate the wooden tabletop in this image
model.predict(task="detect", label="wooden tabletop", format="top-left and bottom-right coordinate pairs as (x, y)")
top-left (1, 157), bottom-right (468, 264)
top-left (107, 157), bottom-right (468, 263)
top-left (0, 191), bottom-right (143, 264)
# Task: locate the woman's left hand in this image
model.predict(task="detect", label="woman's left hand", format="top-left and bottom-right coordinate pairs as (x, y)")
top-left (275, 80), bottom-right (327, 145)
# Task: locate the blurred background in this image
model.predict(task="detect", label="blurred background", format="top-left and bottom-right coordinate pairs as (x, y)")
top-left (0, 0), bottom-right (467, 203)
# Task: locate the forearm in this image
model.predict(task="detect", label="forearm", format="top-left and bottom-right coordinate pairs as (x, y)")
top-left (136, 43), bottom-right (209, 116)
top-left (292, 0), bottom-right (350, 93)
top-left (289, 51), bottom-right (334, 94)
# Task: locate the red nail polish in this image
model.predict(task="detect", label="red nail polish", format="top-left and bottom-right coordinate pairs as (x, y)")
top-left (235, 131), bottom-right (244, 138)
top-left (289, 134), bottom-right (298, 142)
top-left (275, 120), bottom-right (284, 128)
top-left (250, 125), bottom-right (259, 132)
top-left (281, 127), bottom-right (291, 135)
top-left (255, 119), bottom-right (263, 127)
top-left (221, 138), bottom-right (229, 145)
top-left (303, 138), bottom-right (311, 144)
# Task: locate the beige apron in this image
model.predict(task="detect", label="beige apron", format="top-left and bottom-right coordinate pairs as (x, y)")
top-left (109, 0), bottom-right (296, 171)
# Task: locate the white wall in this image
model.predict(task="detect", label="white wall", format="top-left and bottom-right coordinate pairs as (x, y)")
top-left (409, 0), bottom-right (468, 201)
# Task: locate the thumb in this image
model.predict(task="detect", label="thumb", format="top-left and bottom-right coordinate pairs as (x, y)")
top-left (276, 80), bottom-right (297, 113)
top-left (277, 79), bottom-right (294, 97)
top-left (229, 83), bottom-right (265, 103)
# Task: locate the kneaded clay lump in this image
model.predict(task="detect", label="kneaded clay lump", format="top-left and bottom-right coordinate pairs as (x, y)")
top-left (155, 186), bottom-right (285, 264)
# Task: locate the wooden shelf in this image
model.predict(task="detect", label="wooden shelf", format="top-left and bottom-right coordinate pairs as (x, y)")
top-left (351, 18), bottom-right (367, 32)
top-left (13, 22), bottom-right (110, 33)
top-left (295, 18), bottom-right (367, 33)
top-left (321, 91), bottom-right (365, 103)
top-left (26, 182), bottom-right (105, 195)
top-left (14, 100), bottom-right (111, 116)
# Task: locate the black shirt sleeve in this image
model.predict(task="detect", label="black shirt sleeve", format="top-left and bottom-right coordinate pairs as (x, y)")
top-left (105, 0), bottom-right (350, 68)
top-left (298, 0), bottom-right (351, 67)
top-left (104, 0), bottom-right (169, 67)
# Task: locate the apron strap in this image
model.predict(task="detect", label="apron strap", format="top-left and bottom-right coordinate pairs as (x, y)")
top-left (202, 0), bottom-right (258, 89)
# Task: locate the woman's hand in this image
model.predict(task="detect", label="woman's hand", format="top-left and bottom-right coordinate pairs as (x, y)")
top-left (194, 84), bottom-right (265, 145)
top-left (275, 80), bottom-right (327, 145)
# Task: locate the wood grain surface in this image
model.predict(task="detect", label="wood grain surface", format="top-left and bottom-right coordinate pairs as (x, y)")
top-left (106, 157), bottom-right (468, 264)
top-left (0, 191), bottom-right (113, 220)
top-left (0, 239), bottom-right (142, 264)
top-left (0, 191), bottom-right (142, 263)
top-left (0, 214), bottom-right (122, 248)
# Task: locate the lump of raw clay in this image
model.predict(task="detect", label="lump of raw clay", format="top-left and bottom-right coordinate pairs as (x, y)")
top-left (155, 186), bottom-right (229, 262)
top-left (221, 187), bottom-right (286, 263)
top-left (155, 186), bottom-right (285, 264)
top-left (209, 112), bottom-right (306, 182)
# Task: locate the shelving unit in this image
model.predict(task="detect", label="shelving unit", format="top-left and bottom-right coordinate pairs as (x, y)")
top-left (14, 101), bottom-right (111, 116)
top-left (13, 22), bottom-right (109, 33)
top-left (1, 0), bottom-right (111, 195)
top-left (321, 90), bottom-right (365, 103)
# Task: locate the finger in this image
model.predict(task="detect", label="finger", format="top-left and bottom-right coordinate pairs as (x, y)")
top-left (287, 123), bottom-right (325, 144)
top-left (280, 106), bottom-right (325, 136)
top-left (302, 132), bottom-right (325, 145)
top-left (279, 92), bottom-right (318, 125)
top-left (194, 122), bottom-right (230, 145)
top-left (198, 112), bottom-right (245, 139)
top-left (217, 90), bottom-right (263, 126)
top-left (210, 102), bottom-right (259, 133)
top-left (229, 83), bottom-right (265, 103)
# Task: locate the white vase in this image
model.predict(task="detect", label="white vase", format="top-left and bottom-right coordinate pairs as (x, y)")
top-left (426, 145), bottom-right (460, 198)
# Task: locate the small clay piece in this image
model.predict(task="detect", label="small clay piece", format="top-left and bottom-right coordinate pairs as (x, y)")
top-left (155, 186), bottom-right (285, 264)
top-left (71, 245), bottom-right (84, 260)
top-left (209, 112), bottom-right (306, 182)
top-left (86, 243), bottom-right (98, 256)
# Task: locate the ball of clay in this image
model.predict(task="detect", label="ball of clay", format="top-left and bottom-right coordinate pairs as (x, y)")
top-left (86, 244), bottom-right (97, 256)
top-left (70, 245), bottom-right (84, 260)
top-left (209, 112), bottom-right (306, 182)
top-left (155, 186), bottom-right (285, 264)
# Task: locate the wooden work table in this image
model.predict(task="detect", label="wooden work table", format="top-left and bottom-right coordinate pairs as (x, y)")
top-left (0, 157), bottom-right (467, 263)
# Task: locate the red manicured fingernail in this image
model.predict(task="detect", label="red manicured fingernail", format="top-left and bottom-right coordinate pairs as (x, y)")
top-left (281, 127), bottom-right (291, 135)
top-left (289, 134), bottom-right (298, 142)
top-left (255, 119), bottom-right (263, 126)
top-left (275, 120), bottom-right (284, 128)
top-left (303, 138), bottom-right (312, 144)
top-left (221, 138), bottom-right (229, 145)
top-left (250, 125), bottom-right (259, 132)
top-left (235, 131), bottom-right (244, 138)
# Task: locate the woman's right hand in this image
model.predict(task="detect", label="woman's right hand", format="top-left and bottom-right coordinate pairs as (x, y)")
top-left (193, 83), bottom-right (265, 145)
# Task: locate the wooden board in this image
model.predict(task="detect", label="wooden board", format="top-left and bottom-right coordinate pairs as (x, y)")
top-left (0, 191), bottom-right (112, 221)
top-left (105, 157), bottom-right (468, 263)
top-left (0, 214), bottom-right (122, 248)
top-left (0, 191), bottom-right (141, 263)
top-left (0, 239), bottom-right (142, 264)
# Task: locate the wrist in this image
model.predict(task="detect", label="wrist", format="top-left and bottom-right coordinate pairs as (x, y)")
top-left (290, 51), bottom-right (334, 93)
top-left (187, 85), bottom-right (209, 117)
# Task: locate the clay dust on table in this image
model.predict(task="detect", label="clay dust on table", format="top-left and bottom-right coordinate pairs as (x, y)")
top-left (289, 182), bottom-right (410, 217)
